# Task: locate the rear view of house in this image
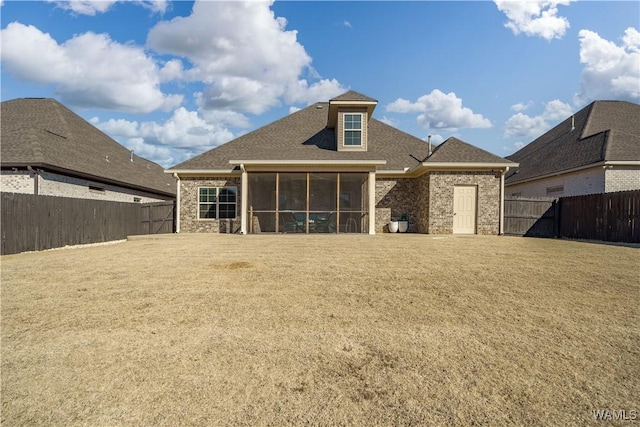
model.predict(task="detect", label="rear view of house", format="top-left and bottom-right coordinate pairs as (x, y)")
top-left (167, 91), bottom-right (517, 235)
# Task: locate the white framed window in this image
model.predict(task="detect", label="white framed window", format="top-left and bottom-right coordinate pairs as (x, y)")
top-left (343, 113), bottom-right (362, 146)
top-left (198, 187), bottom-right (237, 219)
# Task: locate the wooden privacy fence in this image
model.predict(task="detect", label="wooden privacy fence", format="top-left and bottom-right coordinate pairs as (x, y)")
top-left (560, 190), bottom-right (639, 243)
top-left (504, 190), bottom-right (639, 243)
top-left (504, 197), bottom-right (558, 237)
top-left (1, 193), bottom-right (175, 255)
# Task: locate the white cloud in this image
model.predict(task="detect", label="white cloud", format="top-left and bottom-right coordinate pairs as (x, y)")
top-left (94, 107), bottom-right (238, 167)
top-left (46, 0), bottom-right (168, 16)
top-left (503, 141), bottom-right (526, 153)
top-left (387, 89), bottom-right (492, 131)
top-left (424, 134), bottom-right (445, 145)
top-left (0, 22), bottom-right (182, 113)
top-left (504, 99), bottom-right (573, 138)
top-left (575, 27), bottom-right (640, 104)
top-left (511, 101), bottom-right (533, 112)
top-left (147, 0), bottom-right (334, 114)
top-left (378, 116), bottom-right (398, 127)
top-left (343, 20), bottom-right (353, 29)
top-left (494, 0), bottom-right (572, 41)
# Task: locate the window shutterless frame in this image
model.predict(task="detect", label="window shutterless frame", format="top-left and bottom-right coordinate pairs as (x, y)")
top-left (198, 186), bottom-right (237, 220)
top-left (343, 113), bottom-right (363, 146)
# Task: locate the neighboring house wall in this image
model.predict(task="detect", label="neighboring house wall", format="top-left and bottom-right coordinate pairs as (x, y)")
top-left (506, 167), bottom-right (605, 198)
top-left (0, 170), bottom-right (34, 193)
top-left (375, 178), bottom-right (420, 233)
top-left (1, 169), bottom-right (171, 203)
top-left (605, 167), bottom-right (640, 193)
top-left (427, 171), bottom-right (501, 235)
top-left (180, 177), bottom-right (242, 233)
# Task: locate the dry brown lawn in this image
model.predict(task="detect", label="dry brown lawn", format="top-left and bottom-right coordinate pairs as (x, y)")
top-left (1, 234), bottom-right (638, 426)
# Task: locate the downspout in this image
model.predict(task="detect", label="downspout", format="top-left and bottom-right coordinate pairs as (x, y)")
top-left (173, 173), bottom-right (181, 233)
top-left (499, 167), bottom-right (509, 235)
top-left (240, 164), bottom-right (248, 235)
top-left (27, 166), bottom-right (39, 195)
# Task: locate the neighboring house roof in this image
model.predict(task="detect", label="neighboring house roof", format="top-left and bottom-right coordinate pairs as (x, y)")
top-left (505, 100), bottom-right (640, 185)
top-left (169, 93), bottom-right (514, 174)
top-left (1, 98), bottom-right (176, 197)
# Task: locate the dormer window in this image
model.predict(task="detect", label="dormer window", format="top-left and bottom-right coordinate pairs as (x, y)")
top-left (344, 113), bottom-right (363, 146)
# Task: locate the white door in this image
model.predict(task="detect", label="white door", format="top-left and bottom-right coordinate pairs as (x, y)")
top-left (453, 186), bottom-right (476, 234)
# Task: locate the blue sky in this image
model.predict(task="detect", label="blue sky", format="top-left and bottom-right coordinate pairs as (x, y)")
top-left (2, 0), bottom-right (639, 168)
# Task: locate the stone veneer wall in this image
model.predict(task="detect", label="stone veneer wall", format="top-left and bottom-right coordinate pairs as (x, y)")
top-left (375, 178), bottom-right (420, 233)
top-left (180, 177), bottom-right (242, 233)
top-left (428, 171), bottom-right (501, 235)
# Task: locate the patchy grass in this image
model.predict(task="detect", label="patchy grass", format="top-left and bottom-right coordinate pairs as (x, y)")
top-left (1, 234), bottom-right (638, 426)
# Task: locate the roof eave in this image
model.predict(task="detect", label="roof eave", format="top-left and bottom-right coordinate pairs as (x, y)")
top-left (3, 162), bottom-right (176, 198)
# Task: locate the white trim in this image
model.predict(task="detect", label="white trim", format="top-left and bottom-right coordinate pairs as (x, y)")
top-left (421, 162), bottom-right (518, 169)
top-left (173, 173), bottom-right (181, 233)
top-left (167, 169), bottom-right (238, 175)
top-left (229, 159), bottom-right (386, 166)
top-left (343, 112), bottom-right (364, 147)
top-left (240, 165), bottom-right (248, 234)
top-left (505, 160), bottom-right (640, 186)
top-left (329, 100), bottom-right (378, 106)
top-left (368, 171), bottom-right (376, 235)
top-left (196, 185), bottom-right (238, 221)
top-left (499, 167), bottom-right (508, 235)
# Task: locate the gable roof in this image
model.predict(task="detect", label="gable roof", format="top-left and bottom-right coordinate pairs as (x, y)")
top-left (330, 90), bottom-right (378, 103)
top-left (1, 98), bottom-right (175, 197)
top-left (425, 137), bottom-right (517, 165)
top-left (506, 100), bottom-right (640, 185)
top-left (169, 93), bottom-right (516, 174)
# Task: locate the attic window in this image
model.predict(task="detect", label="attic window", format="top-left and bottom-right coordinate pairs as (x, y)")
top-left (344, 113), bottom-right (362, 146)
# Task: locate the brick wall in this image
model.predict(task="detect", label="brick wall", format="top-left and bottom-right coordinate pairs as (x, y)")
top-left (506, 167), bottom-right (605, 198)
top-left (1, 170), bottom-right (171, 203)
top-left (180, 177), bottom-right (241, 233)
top-left (428, 171), bottom-right (501, 235)
top-left (375, 178), bottom-right (420, 233)
top-left (605, 167), bottom-right (640, 193)
top-left (0, 171), bottom-right (34, 194)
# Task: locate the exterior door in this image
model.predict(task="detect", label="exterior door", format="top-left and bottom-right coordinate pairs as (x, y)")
top-left (453, 186), bottom-right (476, 234)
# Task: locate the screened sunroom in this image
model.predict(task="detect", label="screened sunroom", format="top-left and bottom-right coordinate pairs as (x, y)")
top-left (246, 172), bottom-right (372, 234)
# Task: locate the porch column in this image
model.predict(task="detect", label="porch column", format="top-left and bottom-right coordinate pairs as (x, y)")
top-left (368, 170), bottom-right (376, 235)
top-left (240, 165), bottom-right (248, 234)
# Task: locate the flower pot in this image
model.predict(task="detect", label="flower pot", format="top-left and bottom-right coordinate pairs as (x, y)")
top-left (388, 221), bottom-right (399, 233)
top-left (398, 220), bottom-right (409, 233)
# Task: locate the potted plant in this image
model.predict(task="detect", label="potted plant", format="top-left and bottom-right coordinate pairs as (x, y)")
top-left (388, 218), bottom-right (399, 233)
top-left (398, 213), bottom-right (409, 233)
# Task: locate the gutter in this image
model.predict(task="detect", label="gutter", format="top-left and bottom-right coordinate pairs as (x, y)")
top-left (27, 166), bottom-right (39, 195)
top-left (504, 160), bottom-right (640, 186)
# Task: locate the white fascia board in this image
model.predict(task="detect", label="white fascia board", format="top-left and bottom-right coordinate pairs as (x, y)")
top-left (228, 160), bottom-right (387, 166)
top-left (328, 100), bottom-right (378, 106)
top-left (421, 162), bottom-right (518, 169)
top-left (505, 160), bottom-right (640, 186)
top-left (605, 161), bottom-right (640, 166)
top-left (165, 169), bottom-right (238, 175)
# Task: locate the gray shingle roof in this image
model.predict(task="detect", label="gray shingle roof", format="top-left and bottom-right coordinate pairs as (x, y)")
top-left (506, 100), bottom-right (640, 184)
top-left (1, 98), bottom-right (175, 197)
top-left (426, 137), bottom-right (518, 164)
top-left (170, 99), bottom-right (515, 173)
top-left (330, 91), bottom-right (378, 103)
